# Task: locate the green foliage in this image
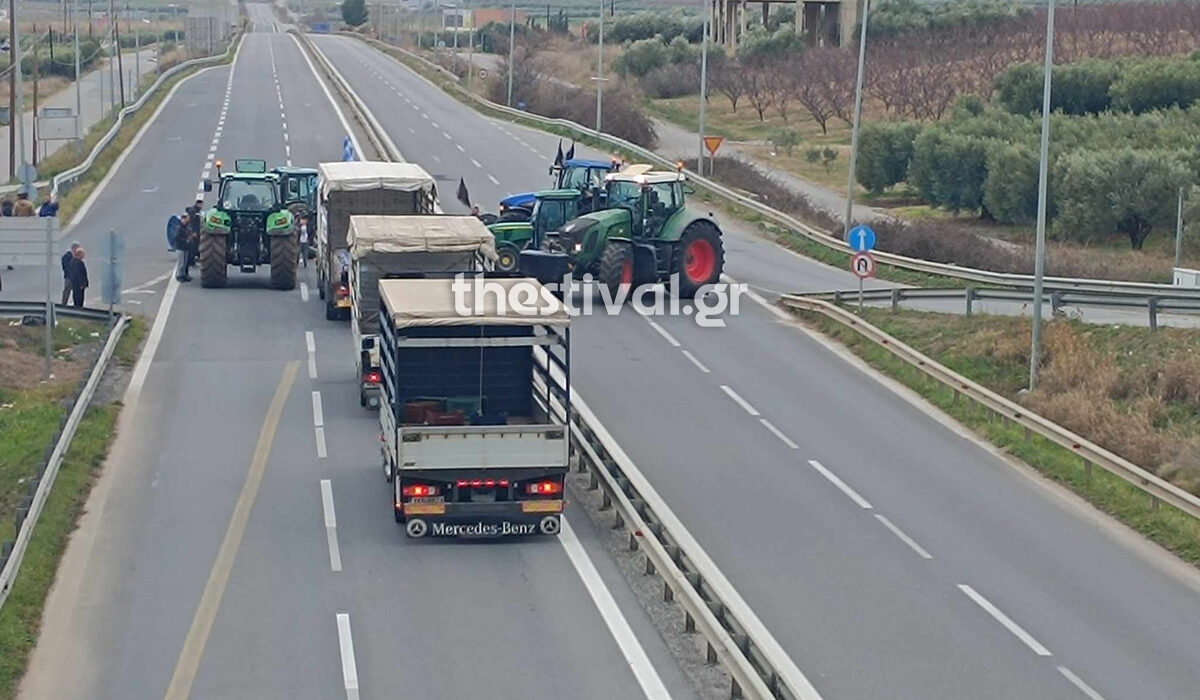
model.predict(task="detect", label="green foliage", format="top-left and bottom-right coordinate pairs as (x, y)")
top-left (548, 8), bottom-right (570, 34)
top-left (994, 59), bottom-right (1122, 116)
top-left (772, 128), bottom-right (801, 157)
top-left (341, 0), bottom-right (368, 27)
top-left (908, 129), bottom-right (989, 213)
top-left (982, 143), bottom-right (1040, 224)
top-left (1110, 59), bottom-right (1200, 114)
top-left (586, 10), bottom-right (704, 45)
top-left (855, 121), bottom-right (921, 194)
top-left (806, 146), bottom-right (838, 174)
top-left (667, 35), bottom-right (699, 65)
top-left (614, 37), bottom-right (669, 78)
top-left (736, 25), bottom-right (804, 64)
top-left (1055, 148), bottom-right (1191, 249)
top-left (867, 0), bottom-right (1031, 40)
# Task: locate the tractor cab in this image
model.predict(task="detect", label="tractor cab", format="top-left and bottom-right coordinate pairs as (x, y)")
top-left (273, 166), bottom-right (319, 212)
top-left (497, 157), bottom-right (620, 220)
top-left (488, 189), bottom-right (583, 273)
top-left (602, 166), bottom-right (687, 240)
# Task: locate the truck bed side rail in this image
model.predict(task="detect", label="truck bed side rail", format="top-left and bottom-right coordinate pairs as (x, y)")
top-left (398, 424), bottom-right (568, 470)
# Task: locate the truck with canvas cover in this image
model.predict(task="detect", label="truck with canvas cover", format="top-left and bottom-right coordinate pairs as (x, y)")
top-left (521, 165), bottom-right (725, 299)
top-left (316, 161), bottom-right (438, 320)
top-left (349, 214), bottom-right (498, 410)
top-left (378, 277), bottom-right (571, 539)
top-left (199, 159), bottom-right (298, 289)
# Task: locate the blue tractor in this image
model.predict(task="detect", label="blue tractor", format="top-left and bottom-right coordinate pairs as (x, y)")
top-left (497, 158), bottom-right (620, 222)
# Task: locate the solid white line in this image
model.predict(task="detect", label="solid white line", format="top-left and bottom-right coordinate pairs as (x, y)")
top-left (559, 518), bottom-right (672, 699)
top-left (127, 272), bottom-right (180, 401)
top-left (1057, 666), bottom-right (1106, 700)
top-left (311, 391), bottom-right (324, 427)
top-left (806, 460), bottom-right (873, 509)
top-left (335, 613), bottom-right (360, 700)
top-left (680, 349), bottom-right (710, 374)
top-left (874, 514), bottom-right (933, 559)
top-left (300, 282), bottom-right (310, 303)
top-left (958, 585), bottom-right (1052, 657)
top-left (644, 319), bottom-right (680, 347)
top-left (288, 33), bottom-right (363, 158)
top-left (315, 427), bottom-right (328, 459)
top-left (759, 419), bottom-right (799, 450)
top-left (320, 480), bottom-right (343, 572)
top-left (487, 174), bottom-right (500, 186)
top-left (719, 385), bottom-right (760, 417)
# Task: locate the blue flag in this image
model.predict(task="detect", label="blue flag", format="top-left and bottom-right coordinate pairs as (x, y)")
top-left (343, 137), bottom-right (357, 162)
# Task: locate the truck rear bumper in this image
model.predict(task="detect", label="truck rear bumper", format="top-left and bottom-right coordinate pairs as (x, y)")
top-left (396, 501), bottom-right (564, 538)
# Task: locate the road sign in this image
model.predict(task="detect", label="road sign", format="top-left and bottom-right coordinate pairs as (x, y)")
top-left (848, 224), bottom-right (876, 252)
top-left (851, 252), bottom-right (876, 279)
top-left (703, 136), bottom-right (725, 157)
top-left (342, 136), bottom-right (357, 162)
top-left (0, 217), bottom-right (56, 266)
top-left (101, 231), bottom-right (125, 306)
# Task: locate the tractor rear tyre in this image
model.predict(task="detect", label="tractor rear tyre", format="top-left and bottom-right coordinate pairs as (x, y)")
top-left (200, 233), bottom-right (227, 288)
top-left (495, 243), bottom-right (521, 274)
top-left (596, 242), bottom-right (634, 300)
top-left (672, 221), bottom-right (724, 299)
top-left (270, 234), bottom-right (299, 290)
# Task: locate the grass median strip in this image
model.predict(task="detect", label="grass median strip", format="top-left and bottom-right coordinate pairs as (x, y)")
top-left (794, 306), bottom-right (1200, 566)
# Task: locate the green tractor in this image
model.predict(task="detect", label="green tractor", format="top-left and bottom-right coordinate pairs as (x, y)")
top-left (274, 165), bottom-right (319, 259)
top-left (487, 188), bottom-right (589, 274)
top-left (523, 166), bottom-right (724, 298)
top-left (200, 159), bottom-right (298, 289)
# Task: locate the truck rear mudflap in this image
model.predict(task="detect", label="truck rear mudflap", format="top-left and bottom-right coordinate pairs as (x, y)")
top-left (395, 472), bottom-right (566, 539)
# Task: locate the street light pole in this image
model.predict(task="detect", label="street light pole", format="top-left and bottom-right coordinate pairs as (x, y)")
top-left (74, 0), bottom-right (82, 154)
top-left (842, 0), bottom-right (870, 239)
top-left (595, 0), bottom-right (603, 131)
top-left (1175, 186), bottom-right (1185, 271)
top-left (698, 6), bottom-right (710, 176)
top-left (1029, 0), bottom-right (1056, 391)
top-left (506, 0), bottom-right (515, 106)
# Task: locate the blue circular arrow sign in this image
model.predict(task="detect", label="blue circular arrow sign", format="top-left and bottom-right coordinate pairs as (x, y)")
top-left (848, 224), bottom-right (876, 252)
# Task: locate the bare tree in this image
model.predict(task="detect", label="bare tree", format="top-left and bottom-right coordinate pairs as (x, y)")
top-left (743, 63), bottom-right (774, 121)
top-left (711, 60), bottom-right (748, 113)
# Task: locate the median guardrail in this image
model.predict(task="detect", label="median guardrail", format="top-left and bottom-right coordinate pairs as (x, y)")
top-left (340, 32), bottom-right (1200, 301)
top-left (0, 300), bottom-right (116, 321)
top-left (0, 314), bottom-right (129, 612)
top-left (779, 294), bottom-right (1200, 524)
top-left (796, 286), bottom-right (1200, 330)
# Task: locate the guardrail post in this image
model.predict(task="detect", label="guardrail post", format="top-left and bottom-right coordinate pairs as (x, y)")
top-left (1083, 459), bottom-right (1092, 479)
top-left (1050, 291), bottom-right (1063, 314)
top-left (833, 290), bottom-right (842, 305)
top-left (1148, 297), bottom-right (1159, 331)
top-left (965, 287), bottom-right (976, 316)
top-left (890, 288), bottom-right (900, 313)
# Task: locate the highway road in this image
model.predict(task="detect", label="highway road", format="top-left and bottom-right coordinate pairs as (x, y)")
top-left (312, 31), bottom-right (1200, 700)
top-left (20, 11), bottom-right (697, 700)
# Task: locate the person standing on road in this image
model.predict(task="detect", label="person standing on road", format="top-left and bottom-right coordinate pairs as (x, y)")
top-left (175, 214), bottom-right (194, 282)
top-left (60, 241), bottom-right (81, 304)
top-left (13, 191), bottom-right (36, 216)
top-left (67, 247), bottom-right (89, 307)
top-left (186, 200), bottom-right (204, 269)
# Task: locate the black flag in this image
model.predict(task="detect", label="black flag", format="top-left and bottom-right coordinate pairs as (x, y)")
top-left (553, 140), bottom-right (564, 168)
top-left (456, 178), bottom-right (472, 208)
top-left (565, 141), bottom-right (576, 161)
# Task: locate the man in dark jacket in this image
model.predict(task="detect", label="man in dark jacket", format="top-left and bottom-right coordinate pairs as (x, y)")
top-left (61, 241), bottom-right (81, 304)
top-left (38, 195), bottom-right (59, 217)
top-left (67, 247), bottom-right (88, 307)
top-left (186, 200), bottom-right (203, 268)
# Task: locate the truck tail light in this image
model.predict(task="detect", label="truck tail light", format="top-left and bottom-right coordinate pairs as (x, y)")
top-left (364, 371), bottom-right (382, 384)
top-left (336, 284), bottom-right (350, 299)
top-left (526, 480), bottom-right (562, 496)
top-left (456, 479), bottom-right (509, 489)
top-left (402, 484), bottom-right (440, 497)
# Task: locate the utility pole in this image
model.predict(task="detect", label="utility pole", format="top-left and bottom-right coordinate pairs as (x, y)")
top-left (9, 0), bottom-right (18, 181)
top-left (842, 0), bottom-right (870, 239)
top-left (113, 0), bottom-right (124, 108)
top-left (1175, 187), bottom-right (1186, 271)
top-left (697, 3), bottom-right (710, 176)
top-left (506, 0), bottom-right (515, 106)
top-left (74, 0), bottom-right (82, 154)
top-left (1029, 0), bottom-right (1056, 390)
top-left (13, 0), bottom-right (28, 194)
top-left (32, 24), bottom-right (39, 165)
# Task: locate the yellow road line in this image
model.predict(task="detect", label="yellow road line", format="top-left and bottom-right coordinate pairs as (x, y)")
top-left (162, 360), bottom-right (300, 700)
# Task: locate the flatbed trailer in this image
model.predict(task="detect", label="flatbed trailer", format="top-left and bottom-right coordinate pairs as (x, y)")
top-left (377, 277), bottom-right (571, 538)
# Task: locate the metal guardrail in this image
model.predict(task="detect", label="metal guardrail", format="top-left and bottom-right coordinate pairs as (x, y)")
top-left (0, 315), bottom-right (129, 612)
top-left (343, 33), bottom-right (1200, 301)
top-left (797, 286), bottom-right (1200, 330)
top-left (779, 294), bottom-right (1200, 523)
top-left (0, 34), bottom-right (242, 204)
top-left (531, 351), bottom-right (817, 700)
top-left (311, 32), bottom-right (804, 699)
top-left (0, 300), bottom-right (116, 321)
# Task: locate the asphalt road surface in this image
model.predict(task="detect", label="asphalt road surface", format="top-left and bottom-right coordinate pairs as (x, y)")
top-left (20, 13), bottom-right (696, 700)
top-left (311, 31), bottom-right (1200, 700)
